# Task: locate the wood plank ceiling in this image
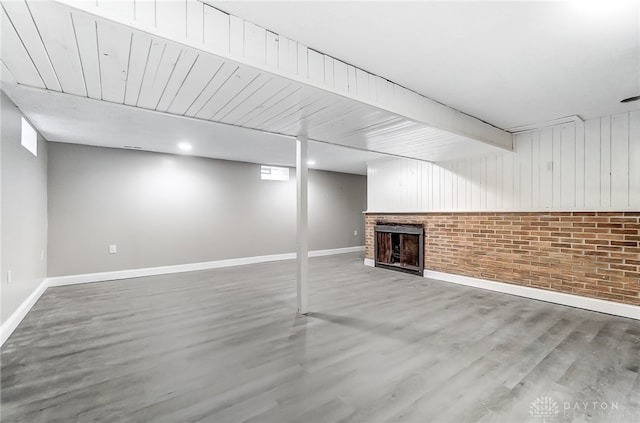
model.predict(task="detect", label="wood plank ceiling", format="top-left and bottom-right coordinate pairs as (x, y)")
top-left (0, 0), bottom-right (511, 162)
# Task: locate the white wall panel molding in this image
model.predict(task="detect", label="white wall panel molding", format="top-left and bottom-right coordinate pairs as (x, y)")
top-left (48, 0), bottom-right (512, 151)
top-left (368, 111), bottom-right (640, 212)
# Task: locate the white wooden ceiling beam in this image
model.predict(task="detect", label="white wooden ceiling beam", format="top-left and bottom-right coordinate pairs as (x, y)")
top-left (52, 0), bottom-right (513, 151)
top-left (1, 1), bottom-right (60, 90)
top-left (0, 5), bottom-right (45, 89)
top-left (26, 1), bottom-right (86, 95)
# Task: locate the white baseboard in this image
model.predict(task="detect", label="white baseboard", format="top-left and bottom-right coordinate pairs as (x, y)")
top-left (47, 253), bottom-right (295, 287)
top-left (425, 270), bottom-right (639, 320)
top-left (47, 246), bottom-right (365, 287)
top-left (310, 246), bottom-right (364, 257)
top-left (0, 278), bottom-right (48, 346)
top-left (364, 259), bottom-right (639, 320)
top-left (1, 246), bottom-right (365, 347)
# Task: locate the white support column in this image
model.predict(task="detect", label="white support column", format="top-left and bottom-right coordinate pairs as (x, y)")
top-left (296, 134), bottom-right (309, 314)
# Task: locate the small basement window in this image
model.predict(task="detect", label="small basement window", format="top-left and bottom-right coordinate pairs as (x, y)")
top-left (261, 165), bottom-right (289, 181)
top-left (21, 117), bottom-right (37, 157)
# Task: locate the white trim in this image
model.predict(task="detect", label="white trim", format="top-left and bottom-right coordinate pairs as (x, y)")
top-left (423, 270), bottom-right (640, 320)
top-left (47, 246), bottom-right (365, 287)
top-left (310, 246), bottom-right (364, 257)
top-left (363, 259), bottom-right (639, 320)
top-left (507, 115), bottom-right (584, 134)
top-left (47, 253), bottom-right (294, 286)
top-left (1, 247), bottom-right (364, 347)
top-left (363, 208), bottom-right (638, 214)
top-left (0, 278), bottom-right (48, 346)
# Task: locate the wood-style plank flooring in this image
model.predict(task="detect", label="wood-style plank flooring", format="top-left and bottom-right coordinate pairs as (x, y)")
top-left (2, 253), bottom-right (639, 422)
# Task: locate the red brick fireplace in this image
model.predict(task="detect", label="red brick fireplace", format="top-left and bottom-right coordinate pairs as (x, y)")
top-left (365, 212), bottom-right (640, 306)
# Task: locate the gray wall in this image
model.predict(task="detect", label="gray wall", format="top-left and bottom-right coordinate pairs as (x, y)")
top-left (1, 92), bottom-right (48, 324)
top-left (308, 170), bottom-right (366, 250)
top-left (48, 142), bottom-right (366, 276)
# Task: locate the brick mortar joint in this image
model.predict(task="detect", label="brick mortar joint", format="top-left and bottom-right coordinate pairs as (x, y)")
top-left (364, 212), bottom-right (639, 305)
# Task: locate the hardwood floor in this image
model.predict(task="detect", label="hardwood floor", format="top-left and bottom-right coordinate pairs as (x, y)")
top-left (2, 253), bottom-right (639, 422)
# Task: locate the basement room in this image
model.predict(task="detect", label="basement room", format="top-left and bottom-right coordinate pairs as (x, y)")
top-left (1, 1), bottom-right (639, 422)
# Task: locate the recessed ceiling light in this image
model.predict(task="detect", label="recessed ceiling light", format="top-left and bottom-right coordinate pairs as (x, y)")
top-left (177, 142), bottom-right (192, 152)
top-left (621, 95), bottom-right (640, 103)
top-left (307, 160), bottom-right (316, 166)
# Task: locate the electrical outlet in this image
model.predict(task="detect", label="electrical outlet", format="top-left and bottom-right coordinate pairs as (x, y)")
top-left (7, 270), bottom-right (12, 285)
top-left (109, 244), bottom-right (117, 254)
top-left (354, 230), bottom-right (358, 236)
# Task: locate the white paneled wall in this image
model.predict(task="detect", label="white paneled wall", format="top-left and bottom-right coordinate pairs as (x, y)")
top-left (367, 111), bottom-right (640, 212)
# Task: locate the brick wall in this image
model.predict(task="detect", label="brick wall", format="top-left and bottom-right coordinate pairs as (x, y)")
top-left (365, 212), bottom-right (640, 306)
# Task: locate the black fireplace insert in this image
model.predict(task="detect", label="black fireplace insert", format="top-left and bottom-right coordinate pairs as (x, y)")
top-left (374, 224), bottom-right (424, 276)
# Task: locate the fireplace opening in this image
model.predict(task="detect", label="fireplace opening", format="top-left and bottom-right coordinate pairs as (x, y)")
top-left (374, 224), bottom-right (424, 276)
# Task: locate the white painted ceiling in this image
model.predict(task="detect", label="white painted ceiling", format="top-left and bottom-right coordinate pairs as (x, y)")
top-left (211, 0), bottom-right (640, 129)
top-left (0, 0), bottom-right (512, 174)
top-left (3, 84), bottom-right (388, 174)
